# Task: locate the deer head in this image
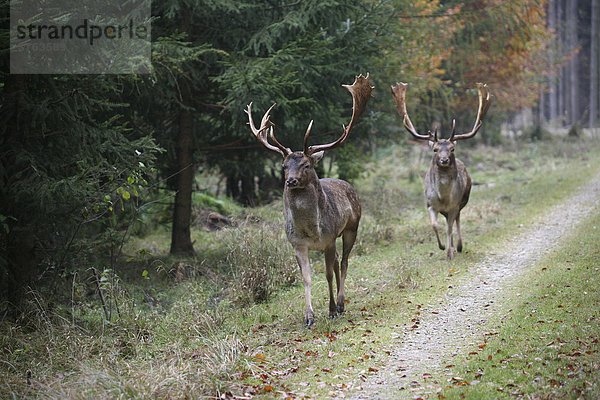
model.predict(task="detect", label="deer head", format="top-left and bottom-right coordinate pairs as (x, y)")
top-left (245, 74), bottom-right (374, 189)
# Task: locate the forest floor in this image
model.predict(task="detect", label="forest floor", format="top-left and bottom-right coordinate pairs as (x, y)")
top-left (2, 138), bottom-right (600, 400)
top-left (351, 173), bottom-right (600, 399)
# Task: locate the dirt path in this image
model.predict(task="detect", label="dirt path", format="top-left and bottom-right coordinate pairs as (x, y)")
top-left (352, 174), bottom-right (600, 399)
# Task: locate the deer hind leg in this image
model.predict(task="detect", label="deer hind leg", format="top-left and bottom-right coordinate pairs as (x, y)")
top-left (456, 212), bottom-right (463, 253)
top-left (337, 229), bottom-right (357, 313)
top-left (324, 244), bottom-right (339, 319)
top-left (428, 207), bottom-right (445, 250)
top-left (294, 246), bottom-right (314, 326)
top-left (445, 212), bottom-right (457, 260)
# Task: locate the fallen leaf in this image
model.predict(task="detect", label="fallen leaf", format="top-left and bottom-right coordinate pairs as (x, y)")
top-left (264, 385), bottom-right (274, 392)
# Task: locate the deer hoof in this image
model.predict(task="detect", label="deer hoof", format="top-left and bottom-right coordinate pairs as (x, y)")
top-left (328, 313), bottom-right (338, 320)
top-left (438, 243), bottom-right (446, 250)
top-left (336, 304), bottom-right (345, 314)
top-left (305, 318), bottom-right (314, 327)
top-left (446, 248), bottom-right (456, 260)
top-left (457, 243), bottom-right (463, 252)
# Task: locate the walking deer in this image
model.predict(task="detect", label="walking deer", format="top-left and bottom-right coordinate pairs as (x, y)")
top-left (245, 74), bottom-right (373, 326)
top-left (391, 82), bottom-right (491, 260)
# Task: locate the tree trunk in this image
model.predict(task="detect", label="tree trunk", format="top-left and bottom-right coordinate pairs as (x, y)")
top-left (558, 0), bottom-right (566, 125)
top-left (548, 0), bottom-right (559, 122)
top-left (170, 90), bottom-right (196, 256)
top-left (591, 0), bottom-right (599, 128)
top-left (240, 173), bottom-right (256, 206)
top-left (169, 8), bottom-right (196, 256)
top-left (567, 0), bottom-right (579, 125)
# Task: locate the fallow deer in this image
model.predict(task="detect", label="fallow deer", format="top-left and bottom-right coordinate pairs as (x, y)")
top-left (391, 82), bottom-right (491, 260)
top-left (245, 74), bottom-right (373, 326)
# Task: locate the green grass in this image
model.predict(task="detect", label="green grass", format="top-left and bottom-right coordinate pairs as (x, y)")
top-left (1, 137), bottom-right (600, 399)
top-left (439, 208), bottom-right (600, 399)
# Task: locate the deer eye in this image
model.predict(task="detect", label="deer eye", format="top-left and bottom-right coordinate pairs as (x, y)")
top-left (450, 148), bottom-right (455, 152)
top-left (433, 148), bottom-right (438, 153)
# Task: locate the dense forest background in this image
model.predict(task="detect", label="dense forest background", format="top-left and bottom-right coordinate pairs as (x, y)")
top-left (1, 0), bottom-right (599, 308)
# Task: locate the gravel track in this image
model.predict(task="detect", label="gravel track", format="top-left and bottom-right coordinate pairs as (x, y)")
top-left (352, 174), bottom-right (600, 399)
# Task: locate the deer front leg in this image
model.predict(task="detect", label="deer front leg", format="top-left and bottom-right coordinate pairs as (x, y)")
top-left (294, 246), bottom-right (314, 326)
top-left (324, 244), bottom-right (339, 319)
top-left (445, 212), bottom-right (457, 260)
top-left (456, 212), bottom-right (463, 253)
top-left (428, 207), bottom-right (445, 250)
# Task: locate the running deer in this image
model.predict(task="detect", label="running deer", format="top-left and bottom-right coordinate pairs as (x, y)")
top-left (245, 74), bottom-right (373, 326)
top-left (391, 82), bottom-right (491, 260)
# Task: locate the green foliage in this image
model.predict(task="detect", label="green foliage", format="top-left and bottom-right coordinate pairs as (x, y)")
top-left (527, 124), bottom-right (551, 141)
top-left (568, 122), bottom-right (582, 137)
top-left (0, 73), bottom-right (163, 304)
top-left (195, 193), bottom-right (228, 215)
top-left (334, 143), bottom-right (368, 183)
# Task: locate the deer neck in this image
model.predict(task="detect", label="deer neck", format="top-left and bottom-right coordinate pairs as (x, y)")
top-left (430, 158), bottom-right (458, 187)
top-left (283, 178), bottom-right (327, 241)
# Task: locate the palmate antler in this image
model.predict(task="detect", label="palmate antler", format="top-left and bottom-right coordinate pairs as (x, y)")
top-left (245, 73), bottom-right (374, 157)
top-left (244, 102), bottom-right (291, 156)
top-left (450, 83), bottom-right (492, 141)
top-left (391, 82), bottom-right (492, 142)
top-left (304, 73), bottom-right (374, 155)
top-left (390, 82), bottom-right (432, 141)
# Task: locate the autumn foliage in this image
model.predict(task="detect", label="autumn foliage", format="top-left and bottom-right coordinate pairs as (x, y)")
top-left (379, 0), bottom-right (555, 117)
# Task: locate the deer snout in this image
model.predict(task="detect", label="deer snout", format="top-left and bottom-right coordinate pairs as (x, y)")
top-left (439, 157), bottom-right (450, 166)
top-left (286, 177), bottom-right (300, 187)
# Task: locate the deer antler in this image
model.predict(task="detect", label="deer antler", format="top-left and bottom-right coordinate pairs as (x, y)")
top-left (304, 73), bottom-right (374, 155)
top-left (245, 102), bottom-right (291, 157)
top-left (391, 82), bottom-right (433, 141)
top-left (450, 83), bottom-right (492, 141)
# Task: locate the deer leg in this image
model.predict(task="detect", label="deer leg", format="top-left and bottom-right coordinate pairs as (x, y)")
top-left (428, 207), bottom-right (445, 250)
top-left (445, 212), bottom-right (457, 260)
top-left (456, 212), bottom-right (463, 252)
top-left (294, 246), bottom-right (314, 326)
top-left (337, 229), bottom-right (357, 313)
top-left (325, 244), bottom-right (338, 319)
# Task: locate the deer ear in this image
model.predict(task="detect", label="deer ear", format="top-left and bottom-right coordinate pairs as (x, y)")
top-left (310, 151), bottom-right (324, 164)
top-left (428, 140), bottom-right (435, 149)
